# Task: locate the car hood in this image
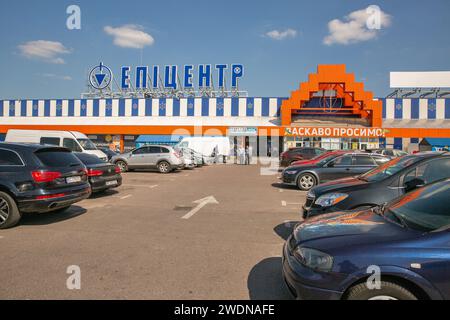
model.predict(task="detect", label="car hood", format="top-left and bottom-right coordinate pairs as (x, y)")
top-left (311, 176), bottom-right (368, 194)
top-left (286, 163), bottom-right (319, 171)
top-left (291, 159), bottom-right (316, 166)
top-left (293, 209), bottom-right (416, 249)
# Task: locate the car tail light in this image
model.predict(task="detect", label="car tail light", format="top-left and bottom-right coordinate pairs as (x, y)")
top-left (32, 171), bottom-right (62, 183)
top-left (114, 166), bottom-right (121, 174)
top-left (36, 193), bottom-right (66, 200)
top-left (174, 151), bottom-right (182, 158)
top-left (87, 168), bottom-right (103, 177)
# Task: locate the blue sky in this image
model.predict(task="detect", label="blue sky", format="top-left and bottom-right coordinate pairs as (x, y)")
top-left (0, 0), bottom-right (449, 99)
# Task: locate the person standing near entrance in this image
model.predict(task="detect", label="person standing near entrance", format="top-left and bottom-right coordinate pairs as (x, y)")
top-left (248, 145), bottom-right (253, 164)
top-left (245, 146), bottom-right (250, 165)
top-left (238, 146), bottom-right (245, 165)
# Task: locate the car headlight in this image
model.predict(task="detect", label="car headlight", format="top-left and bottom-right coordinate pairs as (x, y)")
top-left (307, 190), bottom-right (315, 198)
top-left (315, 193), bottom-right (348, 207)
top-left (295, 247), bottom-right (333, 272)
top-left (284, 170), bottom-right (297, 175)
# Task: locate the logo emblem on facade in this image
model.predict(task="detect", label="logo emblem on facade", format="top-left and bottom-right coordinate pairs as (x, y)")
top-left (89, 62), bottom-right (113, 90)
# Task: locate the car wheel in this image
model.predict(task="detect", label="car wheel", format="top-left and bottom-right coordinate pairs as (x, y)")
top-left (116, 160), bottom-right (128, 172)
top-left (345, 281), bottom-right (417, 300)
top-left (157, 161), bottom-right (171, 174)
top-left (297, 173), bottom-right (317, 191)
top-left (0, 191), bottom-right (21, 229)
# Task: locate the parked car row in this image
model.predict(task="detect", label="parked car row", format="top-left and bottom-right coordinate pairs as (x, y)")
top-left (110, 144), bottom-right (215, 173)
top-left (281, 150), bottom-right (450, 300)
top-left (0, 143), bottom-right (93, 229)
top-left (0, 129), bottom-right (222, 228)
top-left (0, 138), bottom-right (127, 229)
top-left (280, 147), bottom-right (406, 168)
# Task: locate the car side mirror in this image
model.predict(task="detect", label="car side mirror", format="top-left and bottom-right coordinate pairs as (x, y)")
top-left (404, 178), bottom-right (425, 192)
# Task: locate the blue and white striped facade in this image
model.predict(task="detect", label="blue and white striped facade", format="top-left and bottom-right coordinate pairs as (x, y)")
top-left (0, 98), bottom-right (284, 127)
top-left (1, 97), bottom-right (449, 151)
top-left (379, 98), bottom-right (450, 150)
top-left (2, 97), bottom-right (449, 121)
top-left (381, 98), bottom-right (450, 121)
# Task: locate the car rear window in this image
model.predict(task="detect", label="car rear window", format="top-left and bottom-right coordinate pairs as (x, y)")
top-left (35, 150), bottom-right (82, 167)
top-left (360, 155), bottom-right (423, 182)
top-left (354, 155), bottom-right (376, 166)
top-left (40, 137), bottom-right (60, 146)
top-left (74, 153), bottom-right (104, 165)
top-left (0, 149), bottom-right (23, 166)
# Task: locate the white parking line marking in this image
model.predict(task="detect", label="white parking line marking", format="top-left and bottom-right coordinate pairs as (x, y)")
top-left (282, 201), bottom-right (302, 207)
top-left (122, 184), bottom-right (158, 188)
top-left (120, 194), bottom-right (132, 200)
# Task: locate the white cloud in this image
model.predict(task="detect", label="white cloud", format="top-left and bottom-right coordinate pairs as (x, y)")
top-left (104, 24), bottom-right (154, 49)
top-left (40, 73), bottom-right (72, 81)
top-left (18, 40), bottom-right (71, 64)
top-left (265, 28), bottom-right (297, 40)
top-left (323, 6), bottom-right (392, 45)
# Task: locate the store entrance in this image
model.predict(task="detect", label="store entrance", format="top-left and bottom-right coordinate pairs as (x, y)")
top-left (284, 137), bottom-right (380, 151)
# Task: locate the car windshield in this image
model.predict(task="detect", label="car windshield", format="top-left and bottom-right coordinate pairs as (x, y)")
top-left (359, 155), bottom-right (422, 182)
top-left (78, 139), bottom-right (97, 150)
top-left (384, 181), bottom-right (450, 232)
top-left (317, 154), bottom-right (342, 166)
top-left (311, 152), bottom-right (332, 161)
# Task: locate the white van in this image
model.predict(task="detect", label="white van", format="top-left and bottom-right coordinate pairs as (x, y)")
top-left (5, 130), bottom-right (107, 161)
top-left (177, 137), bottom-right (231, 158)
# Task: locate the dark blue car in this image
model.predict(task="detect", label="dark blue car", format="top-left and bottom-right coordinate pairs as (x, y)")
top-left (283, 178), bottom-right (450, 300)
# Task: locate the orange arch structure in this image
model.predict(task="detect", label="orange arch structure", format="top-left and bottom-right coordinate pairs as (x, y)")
top-left (281, 64), bottom-right (382, 128)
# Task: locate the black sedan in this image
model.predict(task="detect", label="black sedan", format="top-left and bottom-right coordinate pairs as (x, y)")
top-left (281, 152), bottom-right (389, 191)
top-left (73, 153), bottom-right (122, 193)
top-left (99, 147), bottom-right (119, 161)
top-left (302, 151), bottom-right (450, 219)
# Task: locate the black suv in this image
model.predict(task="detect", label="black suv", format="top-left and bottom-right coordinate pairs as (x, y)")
top-left (0, 143), bottom-right (91, 229)
top-left (302, 152), bottom-right (450, 219)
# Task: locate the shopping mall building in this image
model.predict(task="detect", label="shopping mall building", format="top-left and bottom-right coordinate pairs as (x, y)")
top-left (1, 64), bottom-right (449, 154)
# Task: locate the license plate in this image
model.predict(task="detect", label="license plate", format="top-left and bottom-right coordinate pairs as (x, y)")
top-left (106, 180), bottom-right (117, 186)
top-left (66, 176), bottom-right (81, 184)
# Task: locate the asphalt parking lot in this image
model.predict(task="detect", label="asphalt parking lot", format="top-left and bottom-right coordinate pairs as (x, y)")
top-left (0, 164), bottom-right (305, 299)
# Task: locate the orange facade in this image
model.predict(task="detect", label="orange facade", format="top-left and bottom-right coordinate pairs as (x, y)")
top-left (281, 64), bottom-right (382, 127)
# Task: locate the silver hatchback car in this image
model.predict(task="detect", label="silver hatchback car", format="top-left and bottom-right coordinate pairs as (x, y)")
top-left (111, 145), bottom-right (184, 173)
